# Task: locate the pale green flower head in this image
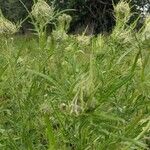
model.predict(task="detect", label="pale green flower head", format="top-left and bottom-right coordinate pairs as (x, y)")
top-left (32, 0), bottom-right (54, 23)
top-left (115, 1), bottom-right (131, 22)
top-left (0, 10), bottom-right (17, 35)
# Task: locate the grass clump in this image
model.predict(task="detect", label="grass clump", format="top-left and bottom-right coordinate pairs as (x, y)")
top-left (0, 1), bottom-right (150, 150)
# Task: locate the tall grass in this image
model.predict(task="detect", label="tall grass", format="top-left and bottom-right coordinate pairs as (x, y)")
top-left (0, 1), bottom-right (150, 150)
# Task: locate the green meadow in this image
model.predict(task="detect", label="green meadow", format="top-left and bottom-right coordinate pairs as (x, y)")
top-left (0, 1), bottom-right (150, 150)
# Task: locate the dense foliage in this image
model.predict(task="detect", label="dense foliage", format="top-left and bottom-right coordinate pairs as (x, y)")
top-left (0, 0), bottom-right (149, 33)
top-left (0, 1), bottom-right (150, 149)
top-left (51, 0), bottom-right (119, 33)
top-left (0, 0), bottom-right (32, 22)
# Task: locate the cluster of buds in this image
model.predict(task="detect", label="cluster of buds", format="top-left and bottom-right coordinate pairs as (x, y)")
top-left (57, 13), bottom-right (72, 31)
top-left (51, 14), bottom-right (72, 42)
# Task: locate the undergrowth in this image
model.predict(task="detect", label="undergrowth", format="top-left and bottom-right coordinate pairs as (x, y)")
top-left (0, 1), bottom-right (150, 150)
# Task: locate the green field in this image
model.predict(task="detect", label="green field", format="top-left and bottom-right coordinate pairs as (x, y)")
top-left (0, 1), bottom-right (150, 150)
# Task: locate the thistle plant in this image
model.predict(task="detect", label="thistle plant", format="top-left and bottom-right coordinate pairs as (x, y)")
top-left (31, 1), bottom-right (72, 50)
top-left (1, 1), bottom-right (150, 150)
top-left (114, 0), bottom-right (131, 27)
top-left (52, 14), bottom-right (72, 42)
top-left (31, 0), bottom-right (54, 49)
top-left (111, 1), bottom-right (134, 46)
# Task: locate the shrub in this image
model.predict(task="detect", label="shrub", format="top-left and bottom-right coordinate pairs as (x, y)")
top-left (51, 0), bottom-right (119, 34)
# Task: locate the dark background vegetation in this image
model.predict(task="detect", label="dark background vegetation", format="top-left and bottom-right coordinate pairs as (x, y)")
top-left (0, 0), bottom-right (150, 34)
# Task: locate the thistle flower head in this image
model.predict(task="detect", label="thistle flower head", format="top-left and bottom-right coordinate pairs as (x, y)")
top-left (32, 0), bottom-right (54, 23)
top-left (115, 1), bottom-right (130, 21)
top-left (0, 10), bottom-right (17, 35)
